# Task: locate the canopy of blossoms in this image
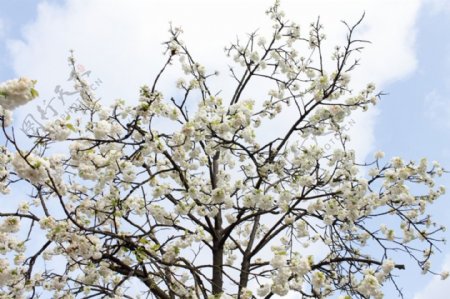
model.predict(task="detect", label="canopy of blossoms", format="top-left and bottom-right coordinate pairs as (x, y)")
top-left (0, 2), bottom-right (447, 299)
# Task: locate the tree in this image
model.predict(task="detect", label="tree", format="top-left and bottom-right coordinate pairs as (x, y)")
top-left (0, 2), bottom-right (447, 298)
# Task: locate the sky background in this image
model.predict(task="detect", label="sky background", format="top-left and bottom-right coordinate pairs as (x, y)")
top-left (1, 0), bottom-right (450, 298)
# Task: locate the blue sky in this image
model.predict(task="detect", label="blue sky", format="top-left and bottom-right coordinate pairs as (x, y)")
top-left (376, 3), bottom-right (450, 297)
top-left (1, 0), bottom-right (450, 298)
top-left (378, 3), bottom-right (450, 162)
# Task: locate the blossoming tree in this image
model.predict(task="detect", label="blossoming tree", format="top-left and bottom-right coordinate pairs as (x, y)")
top-left (0, 2), bottom-right (447, 299)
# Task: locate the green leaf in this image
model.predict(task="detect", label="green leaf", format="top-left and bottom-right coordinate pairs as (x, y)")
top-left (134, 247), bottom-right (146, 263)
top-left (66, 123), bottom-right (76, 132)
top-left (138, 237), bottom-right (149, 244)
top-left (30, 88), bottom-right (39, 98)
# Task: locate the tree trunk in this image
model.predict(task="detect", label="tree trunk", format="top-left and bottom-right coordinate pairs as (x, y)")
top-left (212, 238), bottom-right (224, 295)
top-left (211, 151), bottom-right (224, 295)
top-left (238, 215), bottom-right (260, 296)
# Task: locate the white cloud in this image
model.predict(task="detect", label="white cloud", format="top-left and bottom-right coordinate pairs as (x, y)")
top-left (414, 254), bottom-right (450, 299)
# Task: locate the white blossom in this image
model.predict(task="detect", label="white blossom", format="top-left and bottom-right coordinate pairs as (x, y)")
top-left (0, 77), bottom-right (38, 110)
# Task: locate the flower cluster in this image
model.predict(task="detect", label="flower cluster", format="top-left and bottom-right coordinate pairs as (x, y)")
top-left (0, 77), bottom-right (38, 128)
top-left (11, 152), bottom-right (50, 185)
top-left (0, 77), bottom-right (38, 110)
top-left (44, 117), bottom-right (75, 141)
top-left (0, 146), bottom-right (12, 194)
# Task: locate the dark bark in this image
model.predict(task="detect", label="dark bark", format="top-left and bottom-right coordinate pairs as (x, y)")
top-left (211, 151), bottom-right (224, 295)
top-left (212, 239), bottom-right (224, 295)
